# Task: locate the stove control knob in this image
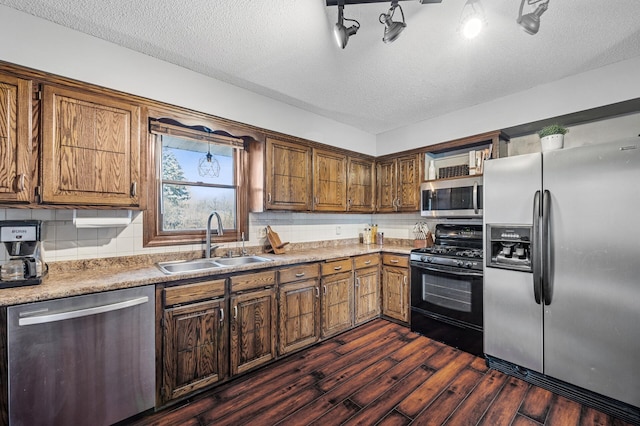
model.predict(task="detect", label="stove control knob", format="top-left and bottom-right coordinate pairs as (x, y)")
top-left (454, 260), bottom-right (463, 266)
top-left (464, 262), bottom-right (473, 268)
top-left (420, 256), bottom-right (428, 262)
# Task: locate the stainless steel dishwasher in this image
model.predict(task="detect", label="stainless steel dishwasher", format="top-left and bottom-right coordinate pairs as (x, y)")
top-left (7, 285), bottom-right (155, 426)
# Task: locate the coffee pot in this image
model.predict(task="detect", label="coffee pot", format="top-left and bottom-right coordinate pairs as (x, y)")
top-left (0, 220), bottom-right (47, 288)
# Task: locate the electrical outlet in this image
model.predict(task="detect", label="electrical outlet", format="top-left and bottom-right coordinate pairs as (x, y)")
top-left (259, 227), bottom-right (267, 237)
top-left (336, 226), bottom-right (341, 235)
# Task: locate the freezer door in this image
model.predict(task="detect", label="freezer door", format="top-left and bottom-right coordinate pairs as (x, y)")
top-left (542, 139), bottom-right (640, 407)
top-left (483, 153), bottom-right (543, 372)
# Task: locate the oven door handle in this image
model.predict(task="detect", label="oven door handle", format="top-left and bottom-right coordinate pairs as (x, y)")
top-left (416, 265), bottom-right (483, 278)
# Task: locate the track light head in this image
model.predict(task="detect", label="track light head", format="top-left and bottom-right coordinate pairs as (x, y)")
top-left (380, 1), bottom-right (406, 44)
top-left (517, 0), bottom-right (549, 35)
top-left (334, 4), bottom-right (360, 49)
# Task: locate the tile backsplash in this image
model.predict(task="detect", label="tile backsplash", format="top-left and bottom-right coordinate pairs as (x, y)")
top-left (0, 208), bottom-right (434, 263)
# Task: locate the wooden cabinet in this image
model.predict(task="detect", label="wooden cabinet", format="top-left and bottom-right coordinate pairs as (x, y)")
top-left (376, 153), bottom-right (421, 212)
top-left (313, 148), bottom-right (347, 211)
top-left (265, 137), bottom-right (312, 211)
top-left (161, 279), bottom-right (227, 404)
top-left (347, 157), bottom-right (375, 212)
top-left (381, 254), bottom-right (409, 323)
top-left (354, 254), bottom-right (380, 325)
top-left (40, 84), bottom-right (142, 207)
top-left (229, 271), bottom-right (277, 376)
top-left (0, 73), bottom-right (32, 203)
top-left (278, 263), bottom-right (320, 355)
top-left (320, 258), bottom-right (354, 338)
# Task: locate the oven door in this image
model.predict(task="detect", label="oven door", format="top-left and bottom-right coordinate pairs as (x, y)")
top-left (410, 261), bottom-right (483, 329)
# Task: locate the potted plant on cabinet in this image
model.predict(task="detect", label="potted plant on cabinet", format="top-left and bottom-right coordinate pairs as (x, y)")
top-left (538, 124), bottom-right (568, 152)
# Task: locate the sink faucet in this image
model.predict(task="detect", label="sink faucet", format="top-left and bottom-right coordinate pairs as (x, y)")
top-left (206, 211), bottom-right (224, 258)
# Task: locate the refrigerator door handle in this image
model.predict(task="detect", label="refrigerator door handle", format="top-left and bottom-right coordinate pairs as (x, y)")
top-left (542, 189), bottom-right (552, 305)
top-left (532, 190), bottom-right (542, 304)
top-left (473, 181), bottom-right (479, 214)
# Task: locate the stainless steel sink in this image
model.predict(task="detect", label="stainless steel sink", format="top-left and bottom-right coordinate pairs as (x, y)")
top-left (156, 255), bottom-right (273, 274)
top-left (156, 259), bottom-right (222, 275)
top-left (212, 255), bottom-right (273, 267)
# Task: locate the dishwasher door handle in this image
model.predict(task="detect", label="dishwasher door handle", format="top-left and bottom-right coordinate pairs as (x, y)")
top-left (18, 296), bottom-right (149, 326)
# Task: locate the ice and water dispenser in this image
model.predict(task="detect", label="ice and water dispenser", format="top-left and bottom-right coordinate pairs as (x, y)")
top-left (486, 225), bottom-right (533, 272)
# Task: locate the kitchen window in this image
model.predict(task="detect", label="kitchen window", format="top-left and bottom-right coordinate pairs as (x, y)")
top-left (144, 117), bottom-right (248, 247)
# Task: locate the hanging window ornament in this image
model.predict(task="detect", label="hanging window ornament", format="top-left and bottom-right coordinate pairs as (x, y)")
top-left (198, 141), bottom-right (221, 178)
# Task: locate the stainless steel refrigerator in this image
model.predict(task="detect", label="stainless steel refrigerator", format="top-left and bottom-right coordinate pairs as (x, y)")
top-left (483, 137), bottom-right (640, 420)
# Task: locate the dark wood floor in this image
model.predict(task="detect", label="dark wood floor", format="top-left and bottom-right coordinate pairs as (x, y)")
top-left (129, 319), bottom-right (634, 426)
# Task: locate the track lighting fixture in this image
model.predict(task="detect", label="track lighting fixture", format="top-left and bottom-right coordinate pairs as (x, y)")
top-left (334, 3), bottom-right (360, 49)
top-left (459, 0), bottom-right (486, 39)
top-left (379, 1), bottom-right (406, 44)
top-left (517, 0), bottom-right (549, 35)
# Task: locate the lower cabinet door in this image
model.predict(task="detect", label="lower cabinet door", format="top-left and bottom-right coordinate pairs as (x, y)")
top-left (230, 288), bottom-right (278, 375)
top-left (355, 266), bottom-right (381, 324)
top-left (321, 271), bottom-right (354, 338)
top-left (162, 298), bottom-right (227, 404)
top-left (278, 279), bottom-right (320, 355)
top-left (382, 266), bottom-right (409, 323)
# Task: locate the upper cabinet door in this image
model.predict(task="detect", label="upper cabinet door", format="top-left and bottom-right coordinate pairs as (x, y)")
top-left (376, 159), bottom-right (397, 212)
top-left (40, 84), bottom-right (141, 207)
top-left (396, 153), bottom-right (421, 212)
top-left (313, 148), bottom-right (347, 212)
top-left (0, 73), bottom-right (32, 203)
top-left (265, 137), bottom-right (312, 211)
top-left (347, 157), bottom-right (375, 212)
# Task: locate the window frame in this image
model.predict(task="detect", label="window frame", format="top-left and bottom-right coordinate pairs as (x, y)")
top-left (143, 117), bottom-right (249, 247)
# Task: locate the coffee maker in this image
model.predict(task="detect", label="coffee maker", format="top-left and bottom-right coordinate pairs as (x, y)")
top-left (0, 220), bottom-right (47, 288)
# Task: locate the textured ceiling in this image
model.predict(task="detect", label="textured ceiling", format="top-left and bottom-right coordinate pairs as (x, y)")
top-left (2, 0), bottom-right (640, 134)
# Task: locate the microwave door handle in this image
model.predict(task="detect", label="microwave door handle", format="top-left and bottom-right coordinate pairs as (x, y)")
top-left (532, 190), bottom-right (542, 304)
top-left (473, 181), bottom-right (479, 214)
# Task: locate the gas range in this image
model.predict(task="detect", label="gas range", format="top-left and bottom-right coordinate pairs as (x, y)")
top-left (410, 224), bottom-right (483, 271)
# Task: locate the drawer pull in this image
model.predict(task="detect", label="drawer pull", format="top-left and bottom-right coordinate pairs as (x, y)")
top-left (364, 260), bottom-right (371, 265)
top-left (295, 272), bottom-right (305, 278)
top-left (17, 174), bottom-right (25, 192)
top-left (334, 266), bottom-right (343, 271)
top-left (234, 305), bottom-right (238, 319)
top-left (315, 287), bottom-right (320, 298)
top-left (390, 259), bottom-right (399, 263)
top-left (219, 308), bottom-right (224, 322)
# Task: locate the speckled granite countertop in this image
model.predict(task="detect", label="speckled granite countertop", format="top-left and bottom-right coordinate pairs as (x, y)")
top-left (0, 243), bottom-right (412, 307)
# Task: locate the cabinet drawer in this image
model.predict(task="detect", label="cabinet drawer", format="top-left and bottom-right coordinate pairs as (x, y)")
top-left (164, 279), bottom-right (225, 306)
top-left (382, 254), bottom-right (409, 268)
top-left (321, 258), bottom-right (353, 276)
top-left (230, 270), bottom-right (276, 293)
top-left (354, 254), bottom-right (379, 269)
top-left (279, 263), bottom-right (319, 284)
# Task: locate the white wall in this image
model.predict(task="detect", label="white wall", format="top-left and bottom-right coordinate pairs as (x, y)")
top-left (0, 5), bottom-right (376, 156)
top-left (376, 56), bottom-right (640, 155)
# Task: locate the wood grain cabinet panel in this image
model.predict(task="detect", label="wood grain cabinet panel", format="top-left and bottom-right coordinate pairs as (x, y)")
top-left (313, 148), bottom-right (347, 211)
top-left (347, 157), bottom-right (375, 212)
top-left (0, 73), bottom-right (32, 203)
top-left (278, 278), bottom-right (320, 355)
top-left (265, 137), bottom-right (312, 210)
top-left (161, 298), bottom-right (227, 404)
top-left (354, 262), bottom-right (380, 325)
top-left (40, 84), bottom-right (141, 206)
top-left (376, 153), bottom-right (421, 212)
top-left (230, 287), bottom-right (277, 376)
top-left (381, 255), bottom-right (409, 324)
top-left (321, 270), bottom-right (354, 338)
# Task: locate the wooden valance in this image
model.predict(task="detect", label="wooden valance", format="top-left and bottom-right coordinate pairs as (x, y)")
top-left (149, 117), bottom-right (245, 149)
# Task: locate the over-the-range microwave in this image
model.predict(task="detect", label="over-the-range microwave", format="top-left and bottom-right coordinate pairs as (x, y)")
top-left (420, 176), bottom-right (482, 218)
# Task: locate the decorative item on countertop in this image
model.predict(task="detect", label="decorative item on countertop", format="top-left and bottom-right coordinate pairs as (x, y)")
top-left (538, 124), bottom-right (568, 152)
top-left (412, 222), bottom-right (434, 248)
top-left (363, 225), bottom-right (371, 244)
top-left (265, 225), bottom-right (289, 254)
top-left (371, 224), bottom-right (378, 244)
